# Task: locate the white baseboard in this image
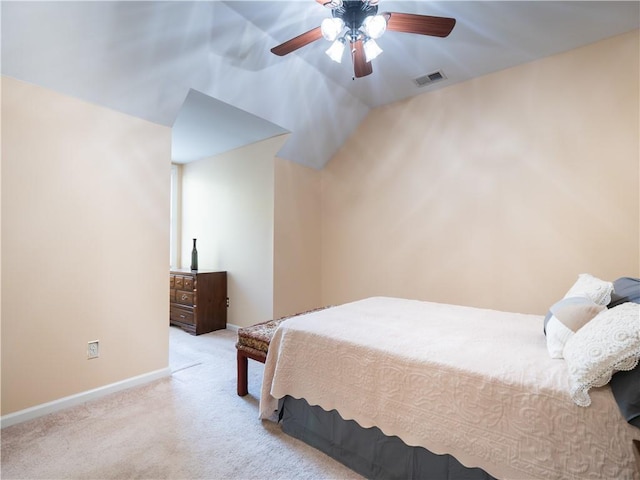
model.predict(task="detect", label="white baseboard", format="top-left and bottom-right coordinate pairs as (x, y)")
top-left (226, 323), bottom-right (240, 332)
top-left (1, 367), bottom-right (171, 429)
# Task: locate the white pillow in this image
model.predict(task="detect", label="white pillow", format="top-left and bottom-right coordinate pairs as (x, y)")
top-left (545, 296), bottom-right (605, 358)
top-left (564, 273), bottom-right (614, 305)
top-left (563, 302), bottom-right (640, 407)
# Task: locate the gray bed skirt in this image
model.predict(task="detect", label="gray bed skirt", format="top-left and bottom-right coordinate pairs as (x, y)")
top-left (279, 396), bottom-right (496, 480)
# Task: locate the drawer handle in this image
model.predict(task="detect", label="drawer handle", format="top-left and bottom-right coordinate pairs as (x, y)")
top-left (181, 294), bottom-right (188, 301)
top-left (180, 314), bottom-right (186, 319)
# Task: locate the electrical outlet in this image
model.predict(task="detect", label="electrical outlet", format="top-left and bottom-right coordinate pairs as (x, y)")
top-left (87, 340), bottom-right (99, 359)
top-left (226, 297), bottom-right (230, 307)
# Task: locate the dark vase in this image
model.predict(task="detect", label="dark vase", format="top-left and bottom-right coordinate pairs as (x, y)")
top-left (190, 238), bottom-right (198, 271)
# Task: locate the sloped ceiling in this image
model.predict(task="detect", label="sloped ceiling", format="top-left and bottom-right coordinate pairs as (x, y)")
top-left (2, 1), bottom-right (638, 169)
top-left (172, 89), bottom-right (289, 163)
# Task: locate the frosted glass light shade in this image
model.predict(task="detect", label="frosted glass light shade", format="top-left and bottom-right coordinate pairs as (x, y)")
top-left (326, 38), bottom-right (345, 63)
top-left (363, 15), bottom-right (386, 39)
top-left (363, 38), bottom-right (383, 62)
top-left (321, 18), bottom-right (345, 41)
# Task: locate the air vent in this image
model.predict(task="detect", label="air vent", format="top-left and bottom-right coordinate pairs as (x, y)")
top-left (413, 70), bottom-right (447, 88)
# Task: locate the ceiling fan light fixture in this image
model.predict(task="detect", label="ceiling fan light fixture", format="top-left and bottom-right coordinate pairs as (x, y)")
top-left (273, 2), bottom-right (457, 79)
top-left (362, 15), bottom-right (387, 39)
top-left (363, 38), bottom-right (383, 62)
top-left (326, 37), bottom-right (346, 63)
top-left (321, 17), bottom-right (345, 41)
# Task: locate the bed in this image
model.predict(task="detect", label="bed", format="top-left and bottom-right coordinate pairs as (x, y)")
top-left (259, 278), bottom-right (640, 480)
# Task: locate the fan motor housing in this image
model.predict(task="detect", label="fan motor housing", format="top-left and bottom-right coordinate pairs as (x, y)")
top-left (333, 1), bottom-right (378, 39)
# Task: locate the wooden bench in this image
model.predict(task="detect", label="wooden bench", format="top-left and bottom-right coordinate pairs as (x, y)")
top-left (235, 307), bottom-right (330, 396)
top-left (236, 317), bottom-right (285, 396)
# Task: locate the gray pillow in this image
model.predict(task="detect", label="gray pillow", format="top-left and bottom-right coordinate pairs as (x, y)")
top-left (608, 277), bottom-right (640, 308)
top-left (610, 365), bottom-right (640, 428)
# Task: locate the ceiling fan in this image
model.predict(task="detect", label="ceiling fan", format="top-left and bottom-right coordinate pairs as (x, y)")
top-left (270, 0), bottom-right (456, 78)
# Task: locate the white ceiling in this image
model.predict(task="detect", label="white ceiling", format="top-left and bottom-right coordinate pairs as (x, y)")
top-left (2, 1), bottom-right (638, 169)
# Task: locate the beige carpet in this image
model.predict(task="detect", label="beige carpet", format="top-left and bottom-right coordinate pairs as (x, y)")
top-left (1, 327), bottom-right (363, 480)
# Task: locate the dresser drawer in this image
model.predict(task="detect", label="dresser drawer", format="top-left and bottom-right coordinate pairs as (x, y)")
top-left (174, 275), bottom-right (194, 291)
top-left (175, 290), bottom-right (194, 306)
top-left (170, 305), bottom-right (194, 325)
top-left (169, 275), bottom-right (175, 288)
top-left (169, 289), bottom-right (176, 302)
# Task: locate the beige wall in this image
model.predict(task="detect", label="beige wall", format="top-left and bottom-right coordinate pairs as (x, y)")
top-left (274, 157), bottom-right (322, 318)
top-left (3, 29), bottom-right (637, 416)
top-left (321, 30), bottom-right (639, 314)
top-left (180, 136), bottom-right (288, 328)
top-left (1, 76), bottom-right (171, 415)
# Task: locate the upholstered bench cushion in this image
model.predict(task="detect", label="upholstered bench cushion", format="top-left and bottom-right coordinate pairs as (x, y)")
top-left (236, 306), bottom-right (331, 357)
top-left (237, 318), bottom-right (286, 356)
top-left (235, 306), bottom-right (331, 396)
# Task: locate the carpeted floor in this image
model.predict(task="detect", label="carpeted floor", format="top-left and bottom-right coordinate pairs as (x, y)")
top-left (1, 327), bottom-right (363, 480)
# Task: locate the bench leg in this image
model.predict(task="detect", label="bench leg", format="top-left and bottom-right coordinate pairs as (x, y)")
top-left (237, 350), bottom-right (248, 396)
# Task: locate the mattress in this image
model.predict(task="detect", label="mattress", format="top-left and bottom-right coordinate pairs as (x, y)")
top-left (260, 297), bottom-right (640, 480)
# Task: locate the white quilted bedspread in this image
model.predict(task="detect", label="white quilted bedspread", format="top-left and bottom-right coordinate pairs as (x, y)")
top-left (259, 297), bottom-right (640, 480)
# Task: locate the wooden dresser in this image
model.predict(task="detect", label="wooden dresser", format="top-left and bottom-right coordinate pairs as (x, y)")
top-left (169, 269), bottom-right (227, 335)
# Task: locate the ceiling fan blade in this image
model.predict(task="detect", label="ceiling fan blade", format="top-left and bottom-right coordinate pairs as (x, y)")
top-left (352, 40), bottom-right (373, 78)
top-left (271, 26), bottom-right (323, 56)
top-left (383, 12), bottom-right (456, 38)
